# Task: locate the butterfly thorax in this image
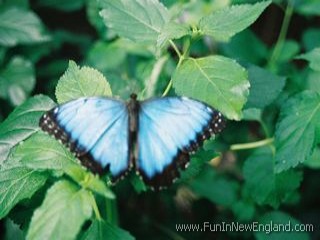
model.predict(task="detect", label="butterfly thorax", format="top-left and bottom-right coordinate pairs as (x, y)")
top-left (127, 94), bottom-right (139, 167)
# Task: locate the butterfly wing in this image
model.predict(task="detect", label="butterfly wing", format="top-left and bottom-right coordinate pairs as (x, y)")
top-left (39, 97), bottom-right (130, 181)
top-left (137, 97), bottom-right (225, 189)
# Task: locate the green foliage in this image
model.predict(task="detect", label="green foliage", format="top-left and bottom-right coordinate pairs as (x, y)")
top-left (274, 91), bottom-right (320, 172)
top-left (0, 57), bottom-right (35, 105)
top-left (297, 47), bottom-right (320, 71)
top-left (245, 65), bottom-right (286, 109)
top-left (81, 219), bottom-right (134, 240)
top-left (55, 61), bottom-right (112, 104)
top-left (26, 180), bottom-right (93, 240)
top-left (0, 0), bottom-right (318, 239)
top-left (173, 56), bottom-right (249, 120)
top-left (199, 1), bottom-right (271, 41)
top-left (255, 211), bottom-right (310, 240)
top-left (0, 165), bottom-right (47, 219)
top-left (243, 147), bottom-right (302, 207)
top-left (0, 95), bottom-right (55, 163)
top-left (99, 0), bottom-right (169, 44)
top-left (0, 7), bottom-right (49, 47)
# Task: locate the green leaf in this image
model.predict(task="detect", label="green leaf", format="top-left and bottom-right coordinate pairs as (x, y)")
top-left (198, 1), bottom-right (271, 41)
top-left (302, 28), bottom-right (320, 51)
top-left (274, 91), bottom-right (320, 172)
top-left (242, 108), bottom-right (262, 121)
top-left (243, 148), bottom-right (303, 208)
top-left (0, 7), bottom-right (50, 47)
top-left (180, 149), bottom-right (217, 182)
top-left (13, 132), bottom-right (76, 176)
top-left (0, 95), bottom-right (55, 164)
top-left (294, 0), bottom-right (320, 16)
top-left (245, 65), bottom-right (286, 109)
top-left (157, 22), bottom-right (191, 49)
top-left (55, 60), bottom-right (112, 104)
top-left (99, 0), bottom-right (169, 44)
top-left (255, 211), bottom-right (310, 240)
top-left (231, 200), bottom-right (255, 221)
top-left (86, 0), bottom-right (108, 38)
top-left (37, 0), bottom-right (85, 11)
top-left (65, 164), bottom-right (115, 199)
top-left (27, 180), bottom-right (93, 240)
top-left (221, 30), bottom-right (268, 64)
top-left (86, 41), bottom-right (127, 72)
top-left (189, 167), bottom-right (238, 207)
top-left (0, 165), bottom-right (47, 219)
top-left (13, 131), bottom-right (115, 199)
top-left (82, 219), bottom-right (135, 240)
top-left (304, 147), bottom-right (320, 169)
top-left (4, 218), bottom-right (25, 240)
top-left (172, 56), bottom-right (249, 120)
top-left (276, 40), bottom-right (300, 63)
top-left (0, 57), bottom-right (35, 105)
top-left (297, 48), bottom-right (320, 72)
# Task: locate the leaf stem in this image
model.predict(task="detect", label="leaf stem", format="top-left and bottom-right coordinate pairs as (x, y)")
top-left (163, 38), bottom-right (191, 96)
top-left (169, 40), bottom-right (182, 59)
top-left (230, 138), bottom-right (274, 151)
top-left (89, 191), bottom-right (102, 220)
top-left (267, 1), bottom-right (294, 68)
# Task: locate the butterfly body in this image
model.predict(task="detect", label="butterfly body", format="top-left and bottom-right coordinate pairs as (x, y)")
top-left (40, 94), bottom-right (225, 189)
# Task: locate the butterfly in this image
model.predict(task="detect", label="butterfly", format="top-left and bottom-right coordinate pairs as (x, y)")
top-left (39, 94), bottom-right (225, 189)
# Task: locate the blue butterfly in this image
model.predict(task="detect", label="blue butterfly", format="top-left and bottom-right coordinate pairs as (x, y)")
top-left (39, 94), bottom-right (225, 189)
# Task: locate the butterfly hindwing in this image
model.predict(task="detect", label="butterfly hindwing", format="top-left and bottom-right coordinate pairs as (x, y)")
top-left (40, 97), bottom-right (130, 181)
top-left (137, 97), bottom-right (225, 189)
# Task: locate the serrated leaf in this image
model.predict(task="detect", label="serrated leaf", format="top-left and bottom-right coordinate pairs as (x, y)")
top-left (297, 47), bottom-right (320, 72)
top-left (81, 219), bottom-right (135, 240)
top-left (198, 1), bottom-right (271, 41)
top-left (157, 22), bottom-right (191, 49)
top-left (243, 147), bottom-right (302, 208)
top-left (304, 147), bottom-right (320, 169)
top-left (0, 7), bottom-right (50, 47)
top-left (0, 165), bottom-right (47, 219)
top-left (255, 211), bottom-right (310, 240)
top-left (172, 56), bottom-right (249, 120)
top-left (27, 180), bottom-right (93, 240)
top-left (274, 91), bottom-right (320, 172)
top-left (55, 60), bottom-right (112, 104)
top-left (0, 95), bottom-right (55, 164)
top-left (99, 0), bottom-right (169, 44)
top-left (0, 57), bottom-right (35, 105)
top-left (245, 65), bottom-right (286, 109)
top-left (14, 132), bottom-right (76, 176)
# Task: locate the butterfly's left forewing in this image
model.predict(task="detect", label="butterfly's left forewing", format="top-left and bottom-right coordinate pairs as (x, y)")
top-left (137, 97), bottom-right (225, 189)
top-left (40, 97), bottom-right (130, 181)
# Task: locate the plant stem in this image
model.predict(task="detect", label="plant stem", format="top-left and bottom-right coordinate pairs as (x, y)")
top-left (169, 40), bottom-right (182, 59)
top-left (163, 38), bottom-right (191, 96)
top-left (267, 1), bottom-right (294, 68)
top-left (89, 191), bottom-right (102, 220)
top-left (230, 138), bottom-right (274, 151)
top-left (143, 55), bottom-right (169, 98)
